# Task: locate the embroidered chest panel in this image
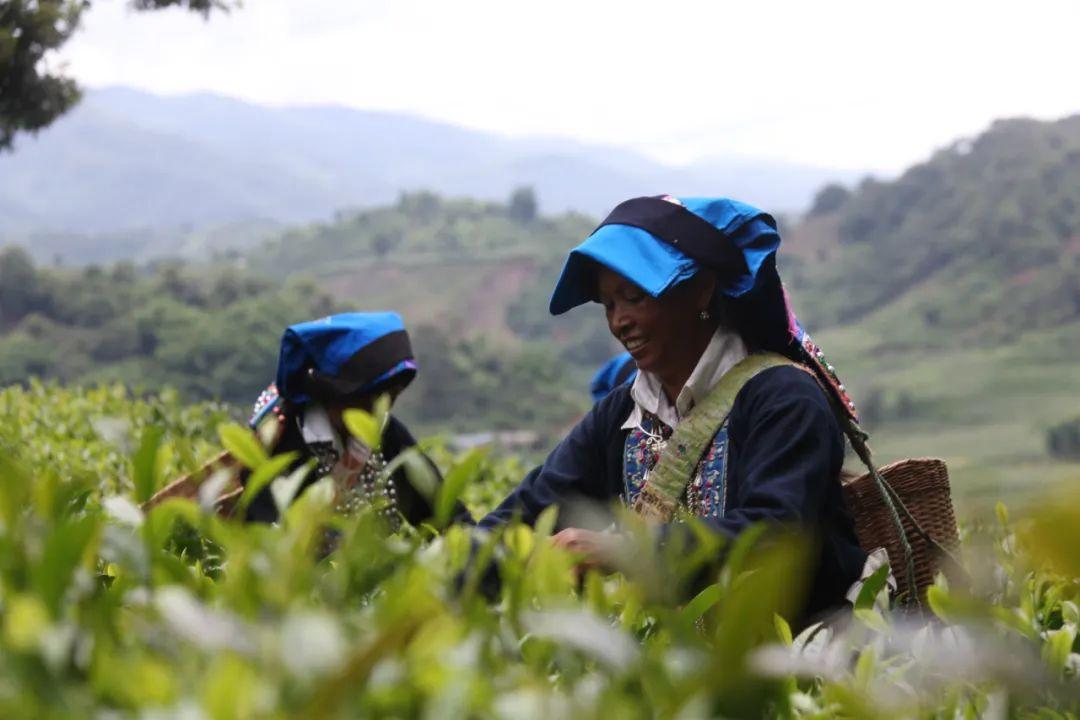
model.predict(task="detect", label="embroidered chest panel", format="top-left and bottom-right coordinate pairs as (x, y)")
top-left (622, 413), bottom-right (730, 520)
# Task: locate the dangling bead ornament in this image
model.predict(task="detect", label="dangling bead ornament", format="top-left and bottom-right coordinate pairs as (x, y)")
top-left (334, 451), bottom-right (400, 530)
top-left (799, 333), bottom-right (859, 422)
top-left (319, 437), bottom-right (401, 531)
top-left (249, 383), bottom-right (286, 426)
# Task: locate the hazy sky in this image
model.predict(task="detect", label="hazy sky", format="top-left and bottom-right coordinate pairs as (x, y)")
top-left (61, 0), bottom-right (1080, 172)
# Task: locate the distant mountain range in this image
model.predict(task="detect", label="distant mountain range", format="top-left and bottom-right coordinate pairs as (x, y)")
top-left (0, 87), bottom-right (862, 248)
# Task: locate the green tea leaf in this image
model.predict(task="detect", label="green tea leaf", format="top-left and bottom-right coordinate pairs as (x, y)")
top-left (927, 585), bottom-right (950, 621)
top-left (680, 584), bottom-right (721, 625)
top-left (92, 652), bottom-right (178, 708)
top-left (237, 451), bottom-right (298, 513)
top-left (1043, 626), bottom-right (1077, 673)
top-left (383, 447), bottom-right (438, 508)
top-left (34, 515), bottom-right (99, 615)
top-left (133, 425), bottom-right (165, 503)
top-left (853, 608), bottom-right (889, 634)
top-left (1022, 493), bottom-right (1080, 578)
top-left (534, 505), bottom-right (560, 539)
top-left (853, 644), bottom-right (878, 688)
top-left (271, 461), bottom-right (314, 516)
top-left (0, 452), bottom-right (32, 528)
top-left (218, 423), bottom-right (268, 470)
top-left (144, 497), bottom-right (202, 552)
top-left (372, 393), bottom-right (392, 432)
top-left (435, 447), bottom-right (485, 528)
top-left (719, 521), bottom-right (768, 586)
top-left (854, 562), bottom-right (892, 611)
top-left (204, 654), bottom-right (261, 720)
top-left (343, 408), bottom-right (381, 450)
top-left (1061, 600), bottom-right (1080, 626)
top-left (3, 594), bottom-right (51, 651)
top-left (504, 524), bottom-right (535, 561)
top-left (773, 613), bottom-right (793, 646)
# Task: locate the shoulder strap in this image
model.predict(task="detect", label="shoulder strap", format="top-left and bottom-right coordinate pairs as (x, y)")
top-left (632, 352), bottom-right (795, 522)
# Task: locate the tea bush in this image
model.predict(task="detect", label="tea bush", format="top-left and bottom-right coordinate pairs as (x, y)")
top-left (0, 383), bottom-right (1077, 718)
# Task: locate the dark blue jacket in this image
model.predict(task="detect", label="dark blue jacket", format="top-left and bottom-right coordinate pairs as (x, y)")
top-left (481, 365), bottom-right (866, 618)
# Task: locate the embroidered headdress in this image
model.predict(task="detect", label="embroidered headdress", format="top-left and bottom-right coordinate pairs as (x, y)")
top-left (274, 311), bottom-right (417, 404)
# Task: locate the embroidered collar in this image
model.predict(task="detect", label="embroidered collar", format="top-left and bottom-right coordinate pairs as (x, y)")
top-left (621, 327), bottom-right (748, 431)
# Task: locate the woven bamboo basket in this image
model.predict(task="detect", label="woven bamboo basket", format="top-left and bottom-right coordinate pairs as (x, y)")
top-left (143, 450), bottom-right (245, 516)
top-left (842, 457), bottom-right (959, 603)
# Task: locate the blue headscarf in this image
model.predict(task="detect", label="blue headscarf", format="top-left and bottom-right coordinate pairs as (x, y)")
top-left (590, 352), bottom-right (638, 403)
top-left (275, 312), bottom-right (417, 405)
top-left (549, 197), bottom-right (781, 314)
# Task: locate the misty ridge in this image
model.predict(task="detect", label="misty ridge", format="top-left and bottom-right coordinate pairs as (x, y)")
top-left (0, 86), bottom-right (863, 250)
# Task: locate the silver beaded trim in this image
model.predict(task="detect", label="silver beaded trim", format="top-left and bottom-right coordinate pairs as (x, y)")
top-left (332, 449), bottom-right (400, 530)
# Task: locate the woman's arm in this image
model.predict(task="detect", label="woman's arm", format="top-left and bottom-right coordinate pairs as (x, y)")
top-left (479, 391), bottom-right (624, 530)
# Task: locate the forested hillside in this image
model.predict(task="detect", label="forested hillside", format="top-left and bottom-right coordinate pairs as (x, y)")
top-left (780, 115), bottom-right (1080, 506)
top-left (249, 190), bottom-right (609, 349)
top-left (0, 192), bottom-right (602, 439)
top-left (787, 115), bottom-right (1080, 345)
top-left (0, 248), bottom-right (336, 403)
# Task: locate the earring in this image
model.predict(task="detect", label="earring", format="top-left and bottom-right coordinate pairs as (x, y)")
top-left (699, 309), bottom-right (711, 321)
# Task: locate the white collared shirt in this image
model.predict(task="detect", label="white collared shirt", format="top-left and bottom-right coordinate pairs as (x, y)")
top-left (301, 403), bottom-right (343, 454)
top-left (621, 327), bottom-right (749, 431)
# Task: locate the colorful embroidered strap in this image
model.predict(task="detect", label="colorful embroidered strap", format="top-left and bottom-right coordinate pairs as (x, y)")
top-left (632, 352), bottom-right (795, 522)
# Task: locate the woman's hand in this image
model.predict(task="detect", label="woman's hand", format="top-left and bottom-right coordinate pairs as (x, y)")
top-left (550, 527), bottom-right (626, 573)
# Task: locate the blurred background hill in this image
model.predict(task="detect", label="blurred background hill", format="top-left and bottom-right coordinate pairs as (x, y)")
top-left (786, 115), bottom-right (1080, 509)
top-left (0, 87), bottom-right (860, 261)
top-left (1, 85), bottom-right (1078, 513)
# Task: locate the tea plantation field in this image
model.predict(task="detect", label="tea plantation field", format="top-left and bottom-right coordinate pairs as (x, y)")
top-left (0, 382), bottom-right (1078, 718)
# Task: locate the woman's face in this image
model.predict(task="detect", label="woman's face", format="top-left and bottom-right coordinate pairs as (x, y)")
top-left (596, 267), bottom-right (715, 377)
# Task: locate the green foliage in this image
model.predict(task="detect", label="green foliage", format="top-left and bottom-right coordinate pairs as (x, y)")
top-left (508, 185), bottom-right (538, 224)
top-left (0, 0), bottom-right (84, 151)
top-left (797, 116), bottom-right (1080, 339)
top-left (0, 382), bottom-right (228, 498)
top-left (395, 325), bottom-right (588, 438)
top-left (780, 118), bottom-right (1080, 506)
top-left (218, 422), bottom-right (269, 470)
top-left (0, 252), bottom-right (337, 405)
top-left (1047, 418), bottom-right (1080, 461)
top-left (0, 229), bottom-right (592, 435)
top-left (505, 252), bottom-right (618, 366)
top-left (0, 384), bottom-right (1079, 717)
top-left (249, 191), bottom-right (594, 277)
top-left (808, 182), bottom-right (850, 217)
top-left (0, 0), bottom-right (233, 151)
top-left (0, 244), bottom-right (40, 323)
top-left (129, 0), bottom-right (237, 14)
top-left (342, 404), bottom-right (385, 451)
